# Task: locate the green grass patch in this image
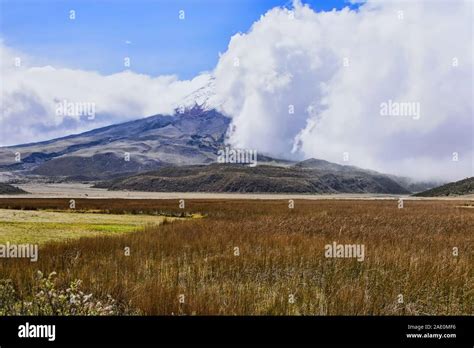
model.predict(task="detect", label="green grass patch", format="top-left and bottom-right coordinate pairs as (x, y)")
top-left (0, 209), bottom-right (172, 244)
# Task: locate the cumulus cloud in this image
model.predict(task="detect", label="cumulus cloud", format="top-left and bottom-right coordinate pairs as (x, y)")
top-left (213, 0), bottom-right (473, 181)
top-left (0, 41), bottom-right (211, 146)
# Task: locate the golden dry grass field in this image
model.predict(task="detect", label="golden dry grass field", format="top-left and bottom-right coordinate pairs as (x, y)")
top-left (0, 198), bottom-right (472, 315)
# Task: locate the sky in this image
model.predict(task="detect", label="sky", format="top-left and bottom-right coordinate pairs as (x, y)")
top-left (0, 0), bottom-right (472, 181)
top-left (0, 0), bottom-right (359, 79)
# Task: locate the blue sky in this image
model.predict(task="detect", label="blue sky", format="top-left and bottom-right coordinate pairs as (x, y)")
top-left (0, 0), bottom-right (358, 79)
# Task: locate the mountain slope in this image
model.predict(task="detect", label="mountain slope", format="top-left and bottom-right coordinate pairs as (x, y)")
top-left (95, 162), bottom-right (411, 194)
top-left (413, 177), bottom-right (474, 197)
top-left (0, 106), bottom-right (230, 179)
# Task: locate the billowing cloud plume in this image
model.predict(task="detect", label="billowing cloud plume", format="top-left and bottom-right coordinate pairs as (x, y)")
top-left (214, 0), bottom-right (473, 181)
top-left (0, 41), bottom-right (211, 146)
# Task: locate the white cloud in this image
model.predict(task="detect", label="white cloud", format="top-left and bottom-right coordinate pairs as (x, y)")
top-left (0, 41), bottom-right (211, 146)
top-left (213, 0), bottom-right (473, 181)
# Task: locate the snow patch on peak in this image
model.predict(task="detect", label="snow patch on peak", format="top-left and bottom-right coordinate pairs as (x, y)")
top-left (176, 76), bottom-right (220, 112)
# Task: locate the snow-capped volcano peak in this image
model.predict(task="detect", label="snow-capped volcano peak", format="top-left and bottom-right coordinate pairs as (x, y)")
top-left (176, 76), bottom-right (220, 112)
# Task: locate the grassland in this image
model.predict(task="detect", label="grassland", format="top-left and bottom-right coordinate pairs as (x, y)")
top-left (0, 198), bottom-right (472, 315)
top-left (0, 209), bottom-right (174, 244)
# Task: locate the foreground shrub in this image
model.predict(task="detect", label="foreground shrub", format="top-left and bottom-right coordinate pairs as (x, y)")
top-left (0, 271), bottom-right (135, 315)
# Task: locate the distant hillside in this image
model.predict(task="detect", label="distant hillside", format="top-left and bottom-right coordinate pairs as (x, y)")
top-left (95, 162), bottom-right (410, 194)
top-left (295, 159), bottom-right (438, 192)
top-left (0, 183), bottom-right (27, 194)
top-left (385, 175), bottom-right (441, 193)
top-left (294, 158), bottom-right (374, 173)
top-left (413, 177), bottom-right (474, 197)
